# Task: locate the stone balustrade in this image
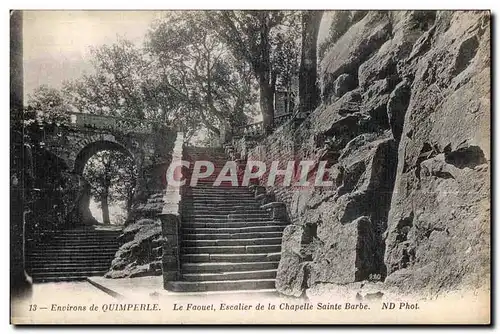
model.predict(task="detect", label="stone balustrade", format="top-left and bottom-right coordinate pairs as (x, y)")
top-left (273, 113), bottom-right (293, 128)
top-left (234, 121), bottom-right (264, 138)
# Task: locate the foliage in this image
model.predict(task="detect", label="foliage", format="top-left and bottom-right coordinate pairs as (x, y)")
top-left (146, 11), bottom-right (259, 137)
top-left (83, 150), bottom-right (137, 224)
top-left (63, 38), bottom-right (172, 122)
top-left (26, 11), bottom-right (311, 137)
top-left (27, 85), bottom-right (73, 124)
top-left (207, 11), bottom-right (301, 87)
top-left (206, 11), bottom-right (302, 131)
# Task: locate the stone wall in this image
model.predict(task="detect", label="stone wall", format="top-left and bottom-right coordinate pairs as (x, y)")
top-left (233, 10), bottom-right (490, 297)
top-left (17, 118), bottom-right (177, 279)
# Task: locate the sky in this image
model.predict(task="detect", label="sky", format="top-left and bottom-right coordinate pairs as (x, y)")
top-left (23, 10), bottom-right (333, 103)
top-left (22, 10), bottom-right (164, 102)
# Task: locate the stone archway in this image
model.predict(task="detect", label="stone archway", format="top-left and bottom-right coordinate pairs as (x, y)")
top-left (73, 140), bottom-right (136, 175)
top-left (72, 140), bottom-right (139, 226)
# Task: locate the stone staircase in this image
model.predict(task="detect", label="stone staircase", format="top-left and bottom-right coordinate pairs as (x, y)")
top-left (26, 225), bottom-right (121, 282)
top-left (166, 147), bottom-right (286, 292)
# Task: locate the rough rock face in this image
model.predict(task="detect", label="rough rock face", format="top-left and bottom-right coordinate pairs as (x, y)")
top-left (105, 192), bottom-right (167, 278)
top-left (105, 218), bottom-right (163, 278)
top-left (235, 10), bottom-right (490, 297)
top-left (384, 11), bottom-right (490, 293)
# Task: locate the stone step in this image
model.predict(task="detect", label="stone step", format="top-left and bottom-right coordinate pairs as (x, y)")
top-left (185, 194), bottom-right (254, 199)
top-left (51, 229), bottom-right (121, 234)
top-left (183, 200), bottom-right (259, 206)
top-left (166, 279), bottom-right (276, 292)
top-left (29, 265), bottom-right (110, 272)
top-left (31, 276), bottom-right (90, 283)
top-left (185, 154), bottom-right (227, 158)
top-left (39, 228), bottom-right (121, 232)
top-left (185, 183), bottom-right (252, 188)
top-left (181, 226), bottom-right (285, 234)
top-left (187, 168), bottom-right (239, 173)
top-left (28, 256), bottom-right (115, 262)
top-left (186, 186), bottom-right (251, 191)
top-left (184, 152), bottom-right (226, 157)
top-left (27, 226), bottom-right (121, 282)
top-left (185, 153), bottom-right (227, 157)
top-left (37, 237), bottom-right (120, 241)
top-left (29, 271), bottom-right (107, 280)
top-left (183, 208), bottom-right (263, 213)
top-left (184, 194), bottom-right (256, 199)
top-left (184, 196), bottom-right (257, 201)
top-left (182, 221), bottom-right (287, 228)
top-left (185, 174), bottom-right (234, 179)
top-left (184, 157), bottom-right (228, 161)
top-left (186, 184), bottom-right (247, 188)
top-left (182, 269), bottom-right (277, 282)
top-left (173, 148), bottom-right (284, 294)
top-left (183, 214), bottom-right (270, 220)
top-left (185, 152), bottom-right (227, 156)
top-left (32, 246), bottom-right (119, 251)
top-left (39, 241), bottom-right (116, 247)
top-left (47, 237), bottom-right (120, 241)
top-left (184, 196), bottom-right (256, 201)
top-left (182, 207), bottom-right (264, 217)
top-left (27, 254), bottom-right (115, 260)
top-left (182, 231), bottom-right (283, 240)
top-left (33, 241), bottom-right (120, 247)
top-left (187, 183), bottom-right (249, 188)
top-left (182, 218), bottom-right (273, 224)
top-left (49, 233), bottom-right (120, 238)
top-left (228, 212), bottom-right (270, 217)
top-left (30, 245), bottom-right (120, 251)
top-left (181, 261), bottom-right (280, 273)
top-left (33, 242), bottom-right (119, 247)
top-left (27, 260), bottom-right (114, 266)
top-left (47, 235), bottom-right (120, 240)
top-left (182, 237), bottom-right (282, 247)
top-left (182, 252), bottom-right (281, 263)
top-left (183, 203), bottom-right (261, 208)
top-left (183, 195), bottom-right (257, 201)
top-left (182, 245), bottom-right (281, 254)
top-left (182, 209), bottom-right (268, 215)
top-left (28, 249), bottom-right (118, 254)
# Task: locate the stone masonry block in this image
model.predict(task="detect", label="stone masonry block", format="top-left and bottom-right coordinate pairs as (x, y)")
top-left (261, 202), bottom-right (288, 221)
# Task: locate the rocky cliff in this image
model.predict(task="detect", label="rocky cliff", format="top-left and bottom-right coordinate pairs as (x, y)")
top-left (237, 10), bottom-right (490, 297)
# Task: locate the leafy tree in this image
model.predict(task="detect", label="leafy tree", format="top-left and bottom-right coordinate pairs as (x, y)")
top-left (207, 11), bottom-right (301, 133)
top-left (83, 150), bottom-right (136, 224)
top-left (63, 39), bottom-right (157, 119)
top-left (146, 11), bottom-right (258, 138)
top-left (27, 85), bottom-right (73, 124)
top-left (298, 11), bottom-right (323, 114)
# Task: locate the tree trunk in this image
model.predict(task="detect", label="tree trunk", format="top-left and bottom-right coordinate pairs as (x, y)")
top-left (299, 10), bottom-right (324, 115)
top-left (126, 189), bottom-right (134, 216)
top-left (258, 14), bottom-right (275, 134)
top-left (101, 193), bottom-right (111, 225)
top-left (259, 75), bottom-right (275, 134)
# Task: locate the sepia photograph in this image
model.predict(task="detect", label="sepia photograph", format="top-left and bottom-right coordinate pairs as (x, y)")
top-left (9, 8), bottom-right (491, 324)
